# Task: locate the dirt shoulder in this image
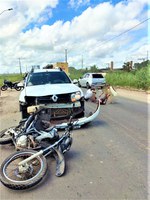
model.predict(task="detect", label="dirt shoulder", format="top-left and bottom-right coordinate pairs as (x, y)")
top-left (115, 87), bottom-right (149, 103)
top-left (0, 90), bottom-right (21, 130)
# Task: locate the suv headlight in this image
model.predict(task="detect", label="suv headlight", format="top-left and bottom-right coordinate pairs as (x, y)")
top-left (20, 101), bottom-right (27, 106)
top-left (71, 91), bottom-right (81, 102)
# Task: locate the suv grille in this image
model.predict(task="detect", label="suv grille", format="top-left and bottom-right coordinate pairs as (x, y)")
top-left (25, 94), bottom-right (71, 105)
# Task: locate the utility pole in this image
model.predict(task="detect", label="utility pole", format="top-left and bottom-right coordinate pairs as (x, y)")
top-left (18, 58), bottom-right (22, 75)
top-left (81, 55), bottom-right (83, 69)
top-left (65, 49), bottom-right (68, 63)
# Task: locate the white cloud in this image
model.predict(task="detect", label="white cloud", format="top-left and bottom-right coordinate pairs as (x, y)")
top-left (0, 0), bottom-right (149, 73)
top-left (0, 0), bottom-right (58, 39)
top-left (69, 0), bottom-right (90, 9)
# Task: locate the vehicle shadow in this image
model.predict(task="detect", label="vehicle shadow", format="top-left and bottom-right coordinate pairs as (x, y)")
top-left (81, 119), bottom-right (107, 129)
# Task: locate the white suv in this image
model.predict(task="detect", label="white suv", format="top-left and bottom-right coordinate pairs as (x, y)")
top-left (19, 68), bottom-right (85, 119)
top-left (78, 73), bottom-right (106, 88)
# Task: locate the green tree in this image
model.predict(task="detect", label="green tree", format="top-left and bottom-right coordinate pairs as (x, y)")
top-left (122, 62), bottom-right (132, 72)
top-left (89, 65), bottom-right (99, 72)
top-left (134, 60), bottom-right (149, 69)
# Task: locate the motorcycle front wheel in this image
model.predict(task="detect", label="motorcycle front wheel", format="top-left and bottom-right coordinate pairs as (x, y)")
top-left (15, 86), bottom-right (21, 91)
top-left (0, 128), bottom-right (14, 144)
top-left (1, 85), bottom-right (8, 91)
top-left (0, 150), bottom-right (47, 190)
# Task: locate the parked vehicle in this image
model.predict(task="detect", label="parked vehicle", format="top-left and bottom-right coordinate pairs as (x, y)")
top-left (17, 81), bottom-right (24, 89)
top-left (19, 68), bottom-right (85, 119)
top-left (1, 80), bottom-right (23, 91)
top-left (78, 73), bottom-right (106, 89)
top-left (0, 116), bottom-right (74, 190)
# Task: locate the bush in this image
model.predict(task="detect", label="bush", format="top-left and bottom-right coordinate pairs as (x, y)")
top-left (106, 66), bottom-right (150, 90)
top-left (135, 67), bottom-right (150, 90)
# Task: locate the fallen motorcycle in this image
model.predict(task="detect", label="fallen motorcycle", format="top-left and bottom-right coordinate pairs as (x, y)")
top-left (0, 100), bottom-right (101, 149)
top-left (1, 80), bottom-right (23, 91)
top-left (0, 116), bottom-right (74, 190)
top-left (0, 99), bottom-right (100, 190)
top-left (0, 108), bottom-right (59, 150)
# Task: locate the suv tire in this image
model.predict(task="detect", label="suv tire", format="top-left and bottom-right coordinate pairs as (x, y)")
top-left (20, 104), bottom-right (29, 119)
top-left (78, 81), bottom-right (81, 87)
top-left (75, 111), bottom-right (84, 118)
top-left (86, 82), bottom-right (90, 89)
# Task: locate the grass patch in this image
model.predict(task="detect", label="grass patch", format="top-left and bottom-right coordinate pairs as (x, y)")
top-left (0, 74), bottom-right (23, 86)
top-left (106, 66), bottom-right (150, 90)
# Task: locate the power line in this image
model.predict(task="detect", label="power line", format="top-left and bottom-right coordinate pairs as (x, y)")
top-left (95, 17), bottom-right (150, 48)
top-left (63, 18), bottom-right (149, 57)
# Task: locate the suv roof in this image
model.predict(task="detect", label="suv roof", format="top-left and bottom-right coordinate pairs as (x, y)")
top-left (32, 68), bottom-right (62, 73)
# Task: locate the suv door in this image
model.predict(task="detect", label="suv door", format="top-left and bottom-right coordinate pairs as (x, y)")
top-left (79, 74), bottom-right (86, 87)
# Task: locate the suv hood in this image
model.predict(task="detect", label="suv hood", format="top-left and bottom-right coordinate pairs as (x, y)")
top-left (20, 83), bottom-right (83, 102)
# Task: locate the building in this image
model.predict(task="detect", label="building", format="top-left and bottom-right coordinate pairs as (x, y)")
top-left (53, 62), bottom-right (68, 73)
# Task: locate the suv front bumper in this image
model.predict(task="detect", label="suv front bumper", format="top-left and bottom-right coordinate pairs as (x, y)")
top-left (26, 101), bottom-right (84, 119)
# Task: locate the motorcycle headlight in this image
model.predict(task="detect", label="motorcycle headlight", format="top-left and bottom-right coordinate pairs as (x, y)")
top-left (71, 91), bottom-right (81, 102)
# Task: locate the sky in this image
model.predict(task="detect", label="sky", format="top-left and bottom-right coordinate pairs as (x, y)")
top-left (0, 0), bottom-right (149, 74)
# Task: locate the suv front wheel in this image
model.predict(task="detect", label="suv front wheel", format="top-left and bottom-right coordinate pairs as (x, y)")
top-left (20, 104), bottom-right (29, 119)
top-left (78, 81), bottom-right (81, 87)
top-left (75, 111), bottom-right (84, 118)
top-left (86, 82), bottom-right (90, 89)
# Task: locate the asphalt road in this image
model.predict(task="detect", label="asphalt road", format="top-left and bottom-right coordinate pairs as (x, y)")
top-left (0, 89), bottom-right (148, 200)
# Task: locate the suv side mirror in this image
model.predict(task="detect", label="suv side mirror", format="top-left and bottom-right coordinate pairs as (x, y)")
top-left (72, 79), bottom-right (78, 84)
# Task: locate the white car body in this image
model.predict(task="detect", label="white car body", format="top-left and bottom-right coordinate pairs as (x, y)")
top-left (19, 83), bottom-right (83, 102)
top-left (78, 73), bottom-right (106, 88)
top-left (19, 68), bottom-right (84, 119)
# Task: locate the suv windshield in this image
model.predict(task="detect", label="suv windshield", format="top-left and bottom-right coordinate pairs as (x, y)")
top-left (92, 74), bottom-right (104, 78)
top-left (27, 71), bottom-right (71, 86)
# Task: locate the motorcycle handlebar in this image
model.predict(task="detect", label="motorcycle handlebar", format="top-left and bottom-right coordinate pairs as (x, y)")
top-left (67, 116), bottom-right (74, 129)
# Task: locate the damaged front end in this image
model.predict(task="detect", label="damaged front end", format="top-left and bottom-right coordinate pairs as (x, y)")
top-left (26, 99), bottom-right (101, 130)
top-left (21, 93), bottom-right (85, 120)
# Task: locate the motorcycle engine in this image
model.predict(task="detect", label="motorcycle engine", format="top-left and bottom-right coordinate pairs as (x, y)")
top-left (16, 135), bottom-right (28, 148)
top-left (60, 137), bottom-right (72, 153)
top-left (35, 109), bottom-right (51, 131)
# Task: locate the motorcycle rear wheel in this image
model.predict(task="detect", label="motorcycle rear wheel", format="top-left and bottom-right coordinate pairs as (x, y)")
top-left (0, 150), bottom-right (47, 190)
top-left (1, 85), bottom-right (8, 91)
top-left (0, 128), bottom-right (14, 144)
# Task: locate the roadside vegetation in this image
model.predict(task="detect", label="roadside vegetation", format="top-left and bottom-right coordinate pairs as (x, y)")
top-left (105, 65), bottom-right (150, 90)
top-left (0, 74), bottom-right (23, 86)
top-left (0, 60), bottom-right (149, 90)
top-left (69, 60), bottom-right (150, 91)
